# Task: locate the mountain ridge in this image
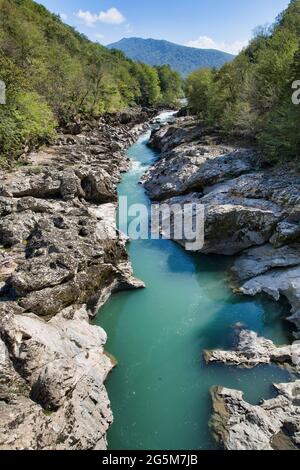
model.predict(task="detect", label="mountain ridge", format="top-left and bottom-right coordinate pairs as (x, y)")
top-left (107, 37), bottom-right (235, 77)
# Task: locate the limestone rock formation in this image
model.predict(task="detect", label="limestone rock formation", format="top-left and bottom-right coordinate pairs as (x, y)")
top-left (241, 268), bottom-right (300, 335)
top-left (204, 329), bottom-right (300, 371)
top-left (0, 110), bottom-right (150, 449)
top-left (0, 305), bottom-right (113, 450)
top-left (142, 115), bottom-right (300, 450)
top-left (232, 243), bottom-right (300, 281)
top-left (211, 382), bottom-right (300, 450)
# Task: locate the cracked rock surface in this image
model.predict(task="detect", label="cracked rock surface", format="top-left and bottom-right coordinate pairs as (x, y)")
top-left (211, 381), bottom-right (300, 450)
top-left (0, 110), bottom-right (151, 449)
top-left (143, 115), bottom-right (300, 450)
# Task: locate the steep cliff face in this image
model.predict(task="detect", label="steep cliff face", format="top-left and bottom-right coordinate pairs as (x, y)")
top-left (143, 116), bottom-right (300, 450)
top-left (0, 110), bottom-right (150, 450)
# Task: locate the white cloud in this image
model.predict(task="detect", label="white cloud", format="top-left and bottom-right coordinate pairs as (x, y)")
top-left (185, 36), bottom-right (249, 55)
top-left (76, 10), bottom-right (99, 27)
top-left (99, 8), bottom-right (125, 25)
top-left (76, 7), bottom-right (125, 27)
top-left (60, 13), bottom-right (68, 21)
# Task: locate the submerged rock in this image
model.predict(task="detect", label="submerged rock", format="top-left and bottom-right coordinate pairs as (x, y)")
top-left (206, 328), bottom-right (300, 450)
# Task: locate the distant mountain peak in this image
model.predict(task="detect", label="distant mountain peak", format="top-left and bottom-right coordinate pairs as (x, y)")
top-left (107, 37), bottom-right (234, 77)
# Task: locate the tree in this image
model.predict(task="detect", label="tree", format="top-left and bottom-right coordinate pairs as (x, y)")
top-left (156, 65), bottom-right (183, 106)
top-left (0, 0), bottom-right (181, 164)
top-left (185, 0), bottom-right (300, 162)
top-left (134, 63), bottom-right (161, 106)
top-left (185, 68), bottom-right (214, 117)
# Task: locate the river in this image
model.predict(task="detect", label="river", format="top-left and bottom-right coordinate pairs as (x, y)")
top-left (95, 111), bottom-right (293, 450)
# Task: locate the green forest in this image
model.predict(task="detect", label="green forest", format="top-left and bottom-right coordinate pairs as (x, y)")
top-left (1, 0), bottom-right (299, 167)
top-left (107, 37), bottom-right (235, 77)
top-left (185, 0), bottom-right (300, 163)
top-left (0, 0), bottom-right (182, 165)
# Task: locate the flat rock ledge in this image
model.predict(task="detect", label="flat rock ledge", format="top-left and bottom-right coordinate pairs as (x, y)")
top-left (143, 116), bottom-right (300, 450)
top-left (206, 329), bottom-right (300, 450)
top-left (204, 329), bottom-right (300, 371)
top-left (143, 118), bottom-right (300, 257)
top-left (144, 117), bottom-right (300, 332)
top-left (0, 110), bottom-right (152, 450)
top-left (211, 381), bottom-right (300, 450)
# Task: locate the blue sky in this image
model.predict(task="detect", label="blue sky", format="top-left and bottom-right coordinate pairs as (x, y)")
top-left (38, 0), bottom-right (290, 53)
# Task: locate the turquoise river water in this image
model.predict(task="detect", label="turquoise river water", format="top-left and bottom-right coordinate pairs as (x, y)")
top-left (95, 112), bottom-right (293, 450)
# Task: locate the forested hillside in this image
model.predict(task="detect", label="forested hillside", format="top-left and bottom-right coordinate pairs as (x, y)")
top-left (0, 0), bottom-right (182, 165)
top-left (108, 37), bottom-right (234, 77)
top-left (185, 0), bottom-right (300, 163)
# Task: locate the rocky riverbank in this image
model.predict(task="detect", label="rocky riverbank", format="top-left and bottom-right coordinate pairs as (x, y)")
top-left (143, 115), bottom-right (300, 450)
top-left (0, 109), bottom-right (153, 450)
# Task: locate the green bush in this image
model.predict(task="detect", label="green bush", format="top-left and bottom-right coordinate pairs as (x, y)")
top-left (0, 91), bottom-right (57, 165)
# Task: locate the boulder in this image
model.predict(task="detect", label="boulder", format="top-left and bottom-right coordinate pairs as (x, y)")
top-left (211, 382), bottom-right (300, 450)
top-left (0, 111), bottom-right (151, 449)
top-left (232, 243), bottom-right (300, 281)
top-left (240, 267), bottom-right (300, 333)
top-left (0, 306), bottom-right (113, 450)
top-left (143, 143), bottom-right (258, 201)
top-left (204, 329), bottom-right (300, 370)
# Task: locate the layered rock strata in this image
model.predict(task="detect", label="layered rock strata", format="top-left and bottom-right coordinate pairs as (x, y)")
top-left (142, 116), bottom-right (300, 450)
top-left (0, 110), bottom-right (151, 449)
